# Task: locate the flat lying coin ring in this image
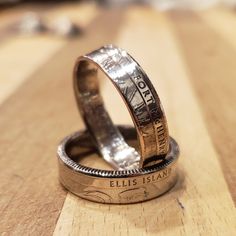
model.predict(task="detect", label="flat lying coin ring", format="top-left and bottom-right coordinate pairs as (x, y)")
top-left (73, 45), bottom-right (169, 169)
top-left (57, 126), bottom-right (179, 204)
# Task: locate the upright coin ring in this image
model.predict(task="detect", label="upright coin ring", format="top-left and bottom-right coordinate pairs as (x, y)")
top-left (57, 126), bottom-right (179, 204)
top-left (73, 45), bottom-right (169, 169)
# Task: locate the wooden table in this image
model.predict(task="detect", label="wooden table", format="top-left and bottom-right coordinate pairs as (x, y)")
top-left (0, 2), bottom-right (236, 235)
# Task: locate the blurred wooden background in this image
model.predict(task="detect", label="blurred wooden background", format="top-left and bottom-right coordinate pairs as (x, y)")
top-left (0, 2), bottom-right (236, 235)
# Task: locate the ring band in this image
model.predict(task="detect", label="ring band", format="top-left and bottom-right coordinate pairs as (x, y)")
top-left (73, 45), bottom-right (169, 169)
top-left (57, 126), bottom-right (179, 204)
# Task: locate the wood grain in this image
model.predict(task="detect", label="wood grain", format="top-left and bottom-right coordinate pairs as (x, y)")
top-left (0, 4), bottom-right (124, 236)
top-left (0, 37), bottom-right (64, 104)
top-left (54, 7), bottom-right (236, 236)
top-left (0, 3), bottom-right (236, 236)
top-left (169, 8), bottom-right (236, 203)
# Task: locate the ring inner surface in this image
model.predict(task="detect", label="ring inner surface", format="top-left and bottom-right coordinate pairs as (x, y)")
top-left (74, 60), bottom-right (140, 170)
top-left (65, 126), bottom-right (167, 171)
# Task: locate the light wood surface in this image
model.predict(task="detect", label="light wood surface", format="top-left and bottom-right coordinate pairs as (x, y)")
top-left (0, 3), bottom-right (235, 236)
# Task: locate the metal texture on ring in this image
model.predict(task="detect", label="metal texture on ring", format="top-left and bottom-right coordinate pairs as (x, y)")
top-left (73, 45), bottom-right (169, 169)
top-left (57, 126), bottom-right (179, 204)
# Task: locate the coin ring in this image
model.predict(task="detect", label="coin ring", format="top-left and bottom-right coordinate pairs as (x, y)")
top-left (57, 126), bottom-right (179, 204)
top-left (73, 45), bottom-right (169, 169)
